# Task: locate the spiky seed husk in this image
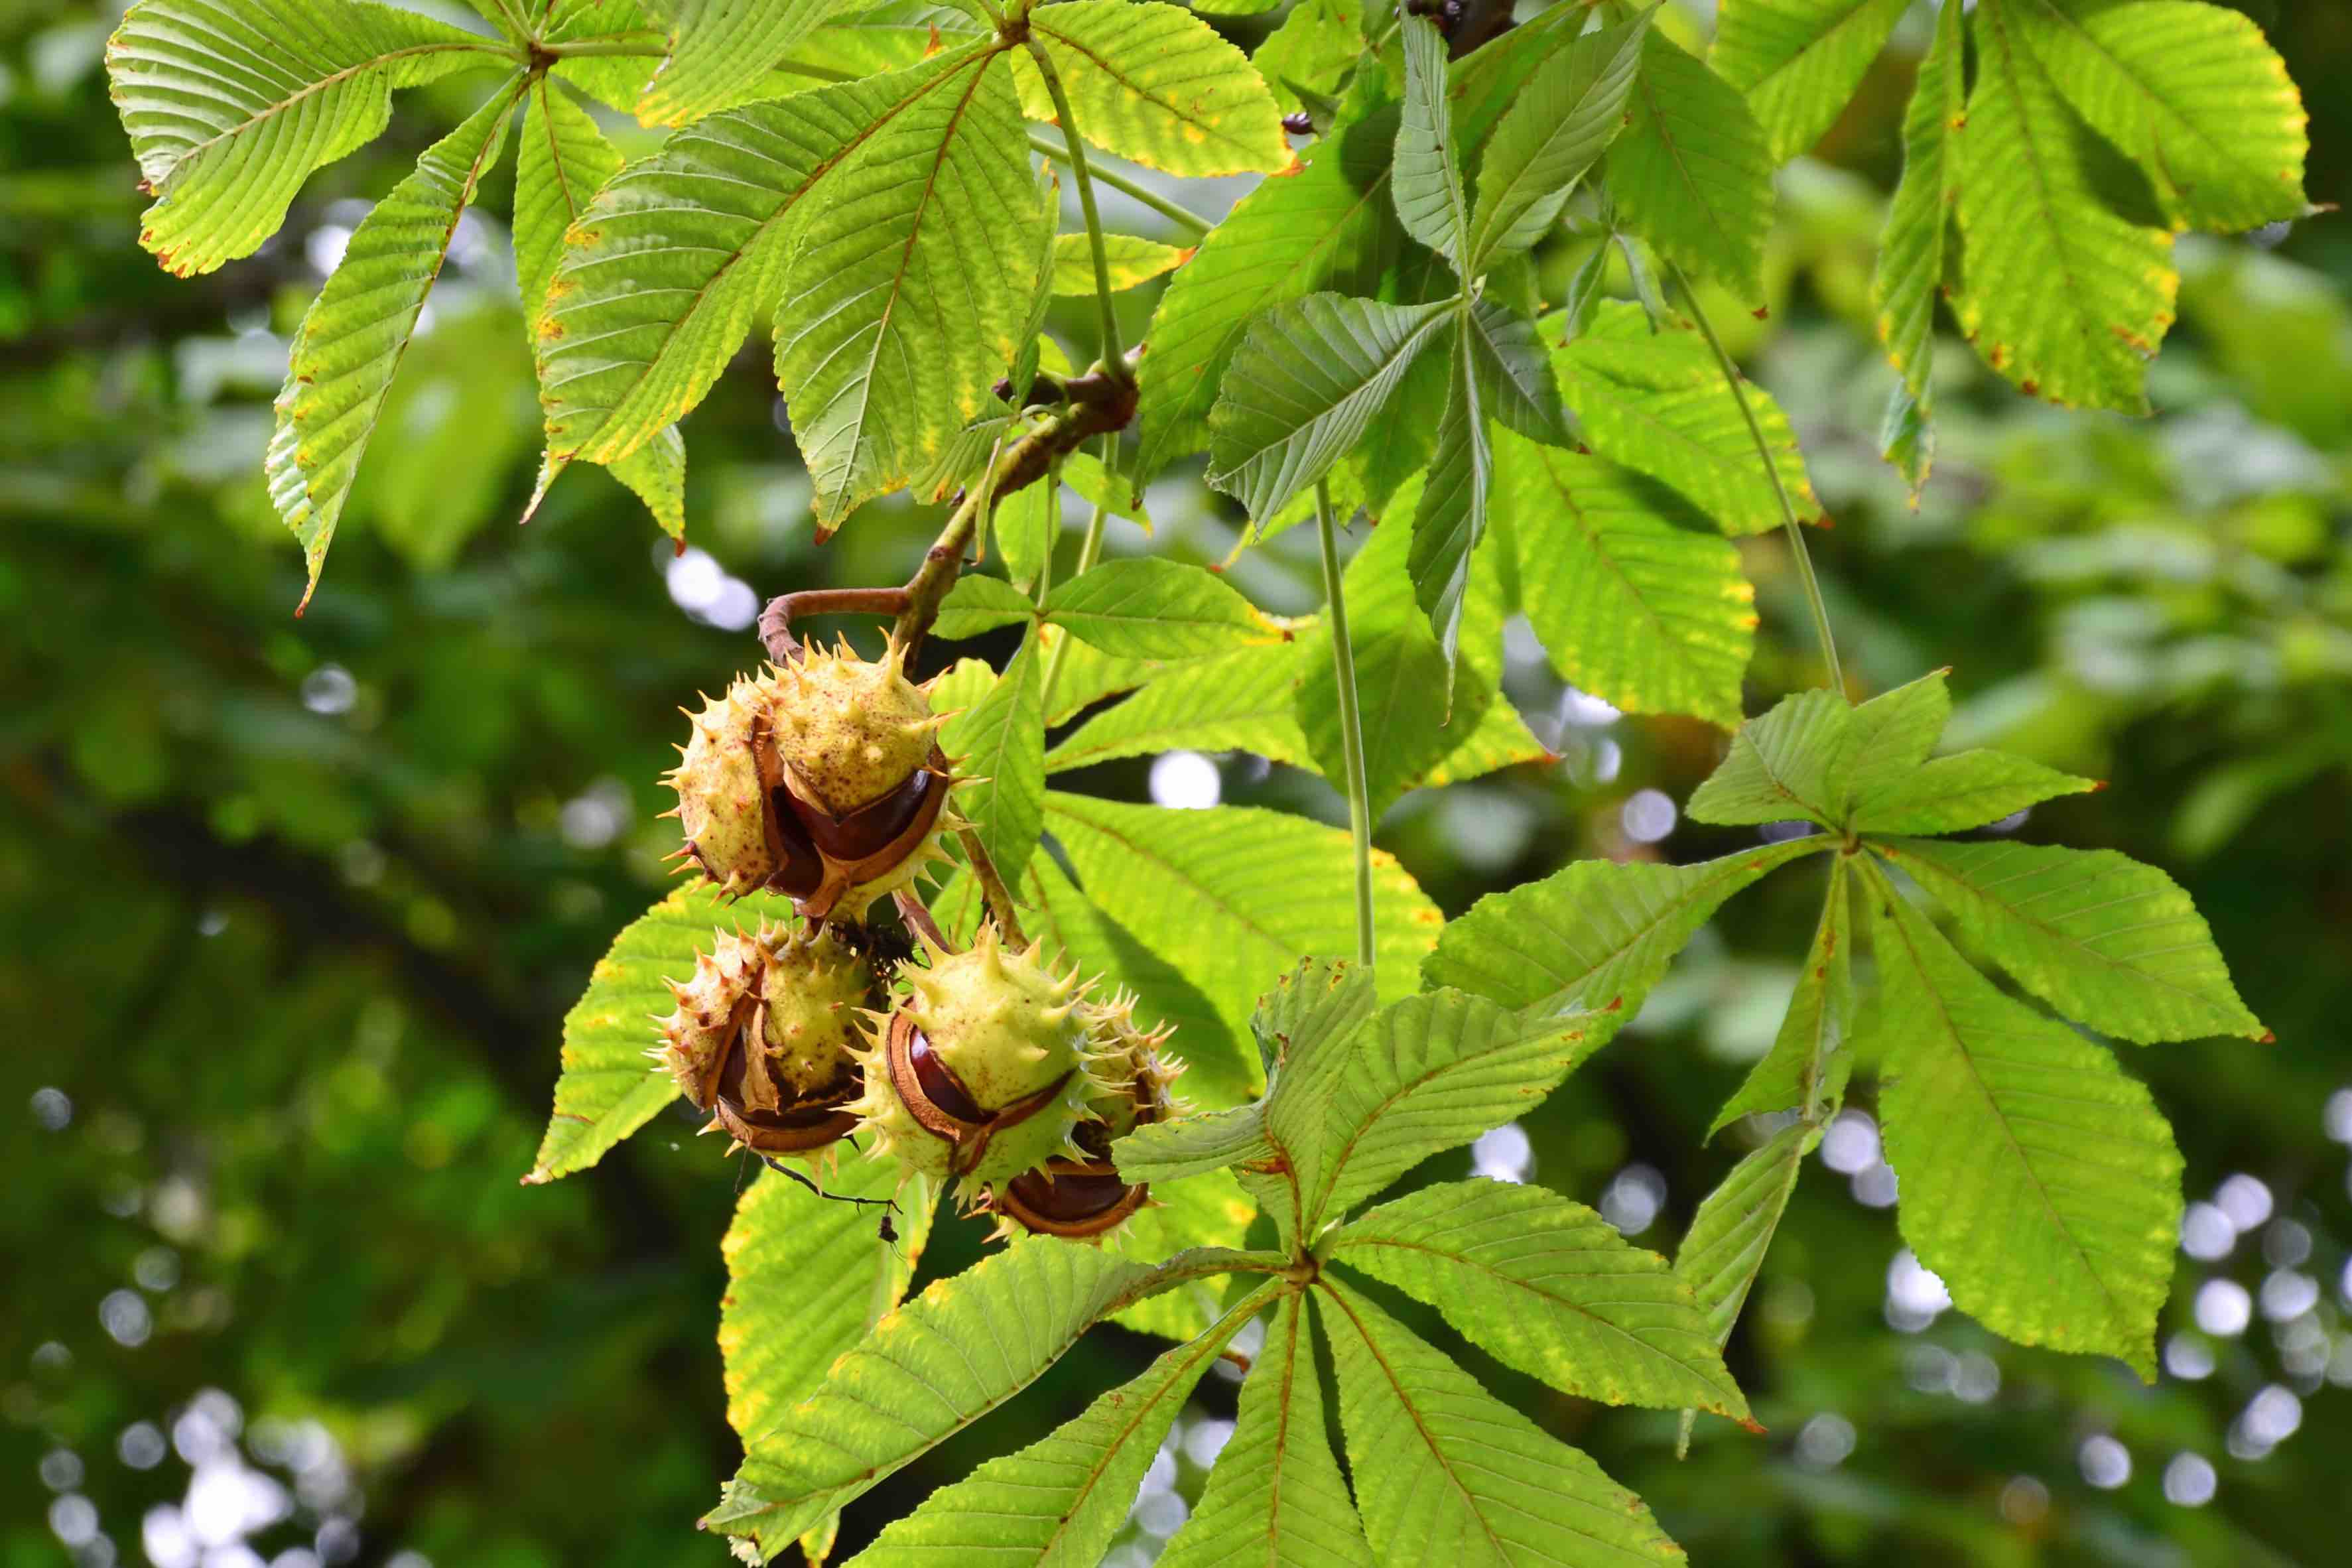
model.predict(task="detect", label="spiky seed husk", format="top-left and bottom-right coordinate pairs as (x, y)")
top-left (768, 639), bottom-right (948, 817)
top-left (745, 925), bottom-right (874, 1102)
top-left (656, 927), bottom-right (767, 1106)
top-left (665, 674), bottom-right (780, 897)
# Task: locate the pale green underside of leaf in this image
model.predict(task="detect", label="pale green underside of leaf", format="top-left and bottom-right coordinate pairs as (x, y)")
top-left (1862, 870), bottom-right (2181, 1378)
top-left (1553, 300), bottom-right (1821, 537)
top-left (1207, 293), bottom-right (1454, 523)
top-left (1045, 793), bottom-right (1444, 1046)
top-left (1851, 748), bottom-right (2097, 834)
top-left (1872, 0), bottom-right (1965, 403)
top-left (1409, 312), bottom-right (1489, 668)
top-left (1042, 557), bottom-right (1274, 659)
top-left (716, 1240), bottom-right (1159, 1553)
top-left (1049, 230), bottom-right (1189, 294)
top-left (1337, 1180), bottom-right (1747, 1417)
top-left (775, 47), bottom-right (1040, 531)
top-left (1952, 0), bottom-right (2178, 412)
top-left (720, 1161), bottom-right (935, 1442)
top-left (1876, 838), bottom-right (2264, 1043)
top-left (1684, 687), bottom-right (1850, 827)
top-left (269, 83), bottom-right (518, 609)
top-left (1609, 29), bottom-right (1775, 304)
top-left (636, 0), bottom-right (847, 129)
top-left (1013, 1), bottom-right (1291, 178)
top-left (1709, 854), bottom-right (1851, 1136)
top-left (526, 881), bottom-right (799, 1183)
top-left (1425, 836), bottom-right (1821, 1021)
top-left (1711, 0), bottom-right (1909, 164)
top-left (1394, 15), bottom-right (1472, 272)
top-left (1496, 433), bottom-right (1755, 728)
top-left (1318, 1279), bottom-right (1685, 1566)
top-left (107, 0), bottom-right (502, 277)
top-left (2013, 0), bottom-right (2309, 233)
top-left (848, 1285), bottom-right (1274, 1566)
top-left (1465, 297), bottom-right (1570, 446)
top-left (1159, 1293), bottom-right (1373, 1568)
top-left (516, 80), bottom-right (623, 338)
top-left (1470, 12), bottom-right (1648, 268)
top-left (941, 633), bottom-right (1045, 885)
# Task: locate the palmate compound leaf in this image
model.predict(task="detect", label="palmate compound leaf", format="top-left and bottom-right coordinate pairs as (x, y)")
top-left (1870, 0), bottom-right (1965, 490)
top-left (846, 1282), bottom-right (1281, 1567)
top-left (710, 1241), bottom-right (1275, 1557)
top-left (1951, 0), bottom-right (2178, 413)
top-left (1393, 14), bottom-right (1473, 273)
top-left (1157, 1293), bottom-right (1374, 1568)
top-left (1334, 1181), bottom-right (1748, 1420)
top-left (2012, 0), bottom-right (2310, 234)
top-left (1552, 300), bottom-right (1823, 538)
top-left (1206, 293), bottom-right (1456, 523)
top-left (1042, 558), bottom-right (1279, 661)
top-left (1425, 836), bottom-right (1825, 1022)
top-left (635, 0), bottom-right (852, 129)
top-left (1468, 10), bottom-right (1650, 270)
top-left (269, 82), bottom-right (523, 610)
top-left (1874, 838), bottom-right (2265, 1043)
top-left (1492, 431), bottom-right (1756, 729)
top-left (1012, 1), bottom-right (1291, 178)
top-left (1045, 793), bottom-right (1445, 1041)
top-left (1710, 0), bottom-right (1911, 164)
top-left (1317, 1278), bottom-right (1686, 1566)
top-left (523, 880), bottom-right (800, 1183)
top-left (1859, 860), bottom-right (2182, 1377)
top-left (105, 0), bottom-right (509, 277)
top-left (1608, 27), bottom-right (1776, 306)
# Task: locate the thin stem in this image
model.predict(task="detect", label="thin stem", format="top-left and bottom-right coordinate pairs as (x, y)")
top-left (1038, 436), bottom-right (1112, 712)
top-left (1669, 263), bottom-right (1844, 695)
top-left (956, 829), bottom-right (1027, 948)
top-left (541, 34), bottom-right (666, 58)
top-left (1025, 132), bottom-right (1212, 239)
top-left (1315, 482), bottom-right (1376, 972)
top-left (1022, 42), bottom-right (1128, 380)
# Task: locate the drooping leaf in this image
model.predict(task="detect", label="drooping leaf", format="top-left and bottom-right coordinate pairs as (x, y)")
top-left (1046, 793), bottom-right (1445, 1041)
top-left (1552, 299), bottom-right (1823, 537)
top-left (1871, 0), bottom-right (1965, 484)
top-left (1014, 1), bottom-right (1291, 177)
top-left (1823, 669), bottom-right (1947, 815)
top-left (105, 0), bottom-right (505, 277)
top-left (525, 881), bottom-right (797, 1183)
top-left (2012, 0), bottom-right (2310, 233)
top-left (637, 0), bottom-right (850, 129)
top-left (848, 1285), bottom-right (1275, 1567)
top-left (1874, 838), bottom-right (2265, 1043)
top-left (1608, 28), bottom-right (1776, 304)
top-left (1495, 434), bottom-right (1756, 728)
top-left (1319, 1279), bottom-right (1685, 1565)
top-left (1043, 558), bottom-right (1275, 659)
top-left (1207, 293), bottom-right (1455, 523)
top-left (1049, 231), bottom-right (1191, 294)
top-left (775, 47), bottom-right (1043, 531)
top-left (1335, 1180), bottom-right (1748, 1418)
top-left (1709, 856), bottom-right (1853, 1136)
top-left (269, 84), bottom-right (521, 610)
top-left (1861, 866), bottom-right (2182, 1378)
top-left (1393, 14), bottom-right (1473, 272)
top-left (1851, 750), bottom-right (2099, 834)
top-left (1711, 0), bottom-right (1910, 164)
top-left (1407, 310), bottom-right (1490, 670)
top-left (1670, 1118), bottom-right (1813, 1450)
top-left (1684, 688), bottom-right (1851, 826)
top-left (1464, 298), bottom-right (1570, 445)
top-left (941, 634), bottom-right (1045, 885)
top-left (1158, 1294), bottom-right (1373, 1568)
top-left (1469, 11), bottom-right (1649, 269)
top-left (515, 80), bottom-right (623, 334)
top-left (1425, 837), bottom-right (1823, 1019)
top-left (1047, 644), bottom-right (1311, 775)
top-left (931, 573), bottom-right (1037, 640)
top-left (1951, 0), bottom-right (2178, 412)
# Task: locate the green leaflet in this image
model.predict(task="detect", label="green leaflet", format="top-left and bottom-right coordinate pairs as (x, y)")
top-left (1013, 1), bottom-right (1291, 178)
top-left (1872, 0), bottom-right (1965, 479)
top-left (1407, 306), bottom-right (1490, 671)
top-left (1953, 0), bottom-right (2178, 412)
top-left (1465, 298), bottom-right (1571, 446)
top-left (1709, 854), bottom-right (1853, 1136)
top-left (1494, 432), bottom-right (1756, 728)
top-left (1876, 838), bottom-right (2265, 1043)
top-left (1861, 865), bottom-right (2182, 1378)
top-left (1207, 293), bottom-right (1456, 523)
top-left (1318, 1279), bottom-right (1685, 1565)
top-left (525, 881), bottom-right (799, 1183)
top-left (848, 1284), bottom-right (1277, 1566)
top-left (1469, 11), bottom-right (1649, 269)
top-left (1045, 793), bottom-right (1445, 1042)
top-left (1047, 643), bottom-right (1311, 775)
top-left (1334, 1180), bottom-right (1748, 1419)
top-left (939, 632), bottom-right (1045, 885)
top-left (1608, 28), bottom-right (1776, 306)
top-left (1251, 0), bottom-right (1363, 119)
top-left (269, 82), bottom-right (522, 610)
top-left (1393, 15), bottom-right (1472, 273)
top-left (2012, 0), bottom-right (2310, 233)
top-left (1684, 687), bottom-right (1851, 826)
top-left (1048, 231), bottom-right (1190, 294)
top-left (1851, 749), bottom-right (2098, 834)
top-left (930, 572), bottom-right (1036, 641)
top-left (1114, 1103), bottom-right (1272, 1184)
top-left (1823, 669), bottom-right (1947, 815)
top-left (106, 0), bottom-right (505, 277)
top-left (775, 46), bottom-right (1041, 532)
top-left (720, 1161), bottom-right (937, 1441)
top-left (1158, 1295), bottom-right (1373, 1568)
top-left (1425, 836), bottom-right (1824, 1019)
top-left (1670, 1118), bottom-right (1814, 1452)
top-left (1042, 558), bottom-right (1274, 659)
top-left (1552, 300), bottom-right (1823, 537)
top-left (1711, 0), bottom-right (1910, 164)
top-left (635, 0), bottom-right (850, 128)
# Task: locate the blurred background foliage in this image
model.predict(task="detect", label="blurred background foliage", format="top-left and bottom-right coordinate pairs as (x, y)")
top-left (4, 2), bottom-right (2349, 1565)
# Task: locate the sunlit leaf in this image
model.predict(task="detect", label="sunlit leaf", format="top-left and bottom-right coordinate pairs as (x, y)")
top-left (1047, 644), bottom-right (1310, 775)
top-left (1851, 750), bottom-right (2097, 834)
top-left (1049, 231), bottom-right (1191, 294)
top-left (1684, 688), bottom-right (1851, 826)
top-left (1871, 0), bottom-right (1964, 489)
top-left (1014, 1), bottom-right (1291, 177)
top-left (1043, 558), bottom-right (1274, 659)
top-left (637, 0), bottom-right (850, 129)
top-left (1407, 310), bottom-right (1488, 670)
top-left (1711, 0), bottom-right (1910, 164)
top-left (1708, 856), bottom-right (1853, 1136)
top-left (941, 634), bottom-right (1045, 885)
top-left (1469, 11), bottom-right (1648, 269)
top-left (1608, 29), bottom-right (1775, 304)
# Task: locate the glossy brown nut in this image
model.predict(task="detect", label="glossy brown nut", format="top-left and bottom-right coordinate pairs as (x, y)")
top-left (789, 746), bottom-right (952, 919)
top-left (885, 1010), bottom-right (987, 1140)
top-left (996, 1160), bottom-right (1147, 1238)
top-left (784, 767), bottom-right (939, 865)
top-left (713, 1096), bottom-right (860, 1155)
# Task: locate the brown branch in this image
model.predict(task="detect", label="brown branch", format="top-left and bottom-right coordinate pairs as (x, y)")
top-left (756, 586), bottom-right (909, 665)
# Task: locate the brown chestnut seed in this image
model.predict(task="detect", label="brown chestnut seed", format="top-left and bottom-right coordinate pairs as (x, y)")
top-left (714, 1097), bottom-right (860, 1155)
top-left (907, 1025), bottom-right (986, 1124)
top-left (996, 1160), bottom-right (1148, 1238)
top-left (785, 767), bottom-right (938, 866)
